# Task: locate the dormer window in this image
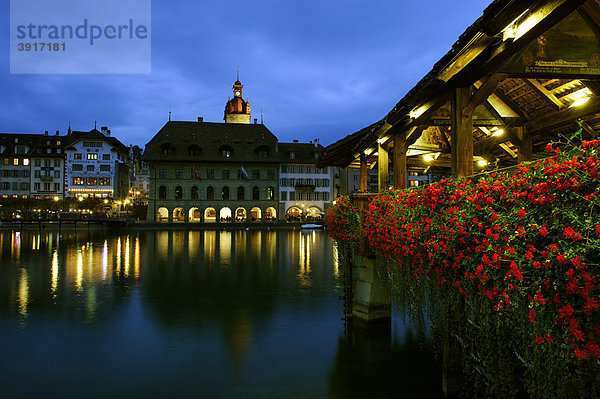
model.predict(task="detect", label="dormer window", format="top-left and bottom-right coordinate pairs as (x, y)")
top-left (313, 152), bottom-right (319, 160)
top-left (289, 151), bottom-right (296, 160)
top-left (219, 145), bottom-right (233, 158)
top-left (188, 144), bottom-right (202, 156)
top-left (255, 145), bottom-right (270, 158)
top-left (160, 143), bottom-right (175, 156)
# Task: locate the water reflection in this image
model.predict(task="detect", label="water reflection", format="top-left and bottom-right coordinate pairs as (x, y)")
top-left (0, 229), bottom-right (441, 398)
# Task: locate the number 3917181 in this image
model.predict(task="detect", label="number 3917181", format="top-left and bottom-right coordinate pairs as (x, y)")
top-left (17, 43), bottom-right (66, 52)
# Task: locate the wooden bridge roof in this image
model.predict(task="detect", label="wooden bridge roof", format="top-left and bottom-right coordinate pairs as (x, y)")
top-left (321, 0), bottom-right (600, 172)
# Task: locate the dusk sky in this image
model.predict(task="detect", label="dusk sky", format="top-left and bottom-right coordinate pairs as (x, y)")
top-left (2, 0), bottom-right (490, 147)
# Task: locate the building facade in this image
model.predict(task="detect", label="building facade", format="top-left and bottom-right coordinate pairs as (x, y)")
top-left (64, 127), bottom-right (130, 199)
top-left (279, 141), bottom-right (334, 221)
top-left (0, 133), bottom-right (35, 199)
top-left (30, 131), bottom-right (65, 199)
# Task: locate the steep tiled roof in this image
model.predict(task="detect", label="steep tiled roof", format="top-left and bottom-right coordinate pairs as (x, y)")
top-left (142, 121), bottom-right (280, 163)
top-left (278, 142), bottom-right (324, 164)
top-left (65, 129), bottom-right (129, 154)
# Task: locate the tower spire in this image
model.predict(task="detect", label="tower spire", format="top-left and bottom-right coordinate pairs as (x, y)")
top-left (236, 66), bottom-right (239, 82)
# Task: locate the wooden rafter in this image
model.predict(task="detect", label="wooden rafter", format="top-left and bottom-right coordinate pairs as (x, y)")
top-left (526, 96), bottom-right (600, 134)
top-left (525, 79), bottom-right (566, 109)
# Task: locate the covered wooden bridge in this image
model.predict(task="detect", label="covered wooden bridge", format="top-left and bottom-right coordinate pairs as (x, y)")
top-left (321, 0), bottom-right (600, 191)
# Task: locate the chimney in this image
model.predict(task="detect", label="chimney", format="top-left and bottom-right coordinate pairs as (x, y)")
top-left (293, 139), bottom-right (298, 143)
top-left (107, 129), bottom-right (111, 136)
top-left (254, 118), bottom-right (257, 124)
top-left (55, 130), bottom-right (59, 136)
top-left (44, 131), bottom-right (48, 135)
top-left (314, 138), bottom-right (319, 147)
top-left (198, 117), bottom-right (203, 123)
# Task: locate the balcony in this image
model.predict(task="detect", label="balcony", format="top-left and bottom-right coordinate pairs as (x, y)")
top-left (40, 174), bottom-right (53, 182)
top-left (295, 184), bottom-right (316, 191)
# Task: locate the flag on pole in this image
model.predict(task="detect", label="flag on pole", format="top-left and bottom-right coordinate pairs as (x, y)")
top-left (193, 165), bottom-right (202, 182)
top-left (240, 165), bottom-right (249, 181)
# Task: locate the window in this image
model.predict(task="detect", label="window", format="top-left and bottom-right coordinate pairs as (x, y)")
top-left (34, 159), bottom-right (41, 167)
top-left (74, 153), bottom-right (82, 160)
top-left (87, 165), bottom-right (95, 171)
top-left (267, 187), bottom-right (274, 200)
top-left (1, 182), bottom-right (9, 190)
top-left (313, 152), bottom-right (319, 160)
top-left (281, 192), bottom-right (287, 201)
top-left (252, 170), bottom-right (260, 180)
top-left (159, 186), bottom-right (167, 199)
top-left (307, 178), bottom-right (313, 185)
top-left (314, 192), bottom-right (320, 201)
top-left (298, 166), bottom-right (304, 173)
top-left (289, 191), bottom-right (296, 201)
top-left (257, 150), bottom-right (268, 158)
top-left (86, 177), bottom-right (97, 185)
top-left (298, 192), bottom-right (303, 201)
top-left (83, 142), bottom-right (102, 148)
top-left (191, 186), bottom-right (199, 200)
top-left (297, 178), bottom-right (304, 185)
top-left (207, 186), bottom-right (214, 200)
top-left (207, 169), bottom-right (214, 179)
top-left (43, 183), bottom-right (50, 191)
top-left (22, 170), bottom-right (30, 178)
top-left (288, 178), bottom-right (295, 186)
top-left (54, 183), bottom-right (60, 191)
top-left (20, 182), bottom-right (29, 191)
top-left (99, 178), bottom-right (110, 185)
top-left (175, 186), bottom-right (183, 200)
top-left (353, 174), bottom-right (358, 182)
top-left (222, 149), bottom-right (231, 158)
top-left (100, 165), bottom-right (111, 172)
top-left (3, 158), bottom-right (8, 166)
top-left (13, 159), bottom-right (19, 166)
top-left (87, 153), bottom-right (98, 160)
top-left (175, 169), bottom-right (183, 179)
top-left (323, 192), bottom-right (329, 201)
top-left (188, 145), bottom-right (201, 156)
top-left (34, 183), bottom-right (40, 191)
top-left (159, 169), bottom-right (167, 178)
top-left (12, 170), bottom-right (19, 178)
top-left (289, 166), bottom-right (296, 173)
top-left (281, 165), bottom-right (287, 173)
top-left (103, 154), bottom-right (111, 160)
top-left (73, 164), bottom-right (83, 171)
top-left (45, 159), bottom-right (51, 167)
top-left (323, 179), bottom-right (330, 187)
top-left (237, 186), bottom-right (244, 200)
top-left (54, 171), bottom-right (60, 178)
top-left (267, 170), bottom-right (275, 180)
top-left (23, 159), bottom-right (30, 166)
top-left (72, 177), bottom-right (85, 185)
top-left (222, 186), bottom-right (229, 200)
top-left (54, 160), bottom-right (60, 167)
top-left (280, 178), bottom-right (287, 187)
top-left (222, 169), bottom-right (230, 179)
top-left (306, 193), bottom-right (312, 201)
top-left (252, 187), bottom-right (260, 200)
top-left (306, 166), bottom-right (312, 173)
top-left (289, 151), bottom-right (295, 160)
top-left (316, 180), bottom-right (321, 187)
top-left (3, 170), bottom-right (9, 177)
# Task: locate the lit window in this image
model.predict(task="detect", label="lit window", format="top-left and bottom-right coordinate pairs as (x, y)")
top-left (13, 158), bottom-right (19, 166)
top-left (87, 153), bottom-right (98, 160)
top-left (23, 159), bottom-right (29, 166)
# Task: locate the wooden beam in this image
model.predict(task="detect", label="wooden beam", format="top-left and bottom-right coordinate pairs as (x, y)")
top-left (516, 127), bottom-right (532, 163)
top-left (451, 87), bottom-right (474, 177)
top-left (526, 96), bottom-right (600, 134)
top-left (393, 130), bottom-right (407, 189)
top-left (492, 88), bottom-right (530, 120)
top-left (378, 142), bottom-right (389, 192)
top-left (405, 125), bottom-right (428, 150)
top-left (463, 75), bottom-right (503, 118)
top-left (579, 119), bottom-right (599, 138)
top-left (479, 127), bottom-right (516, 158)
top-left (359, 154), bottom-right (368, 193)
top-left (408, 157), bottom-right (452, 168)
top-left (525, 79), bottom-right (566, 109)
top-left (438, 126), bottom-right (452, 152)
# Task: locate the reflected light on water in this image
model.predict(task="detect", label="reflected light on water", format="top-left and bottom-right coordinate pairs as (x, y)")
top-left (124, 236), bottom-right (130, 278)
top-left (220, 231), bottom-right (232, 266)
top-left (102, 240), bottom-right (108, 281)
top-left (17, 268), bottom-right (29, 324)
top-left (134, 236), bottom-right (140, 279)
top-left (116, 237), bottom-right (122, 274)
top-left (76, 247), bottom-right (83, 292)
top-left (11, 231), bottom-right (21, 260)
top-left (298, 233), bottom-right (312, 287)
top-left (204, 231), bottom-right (216, 266)
top-left (51, 250), bottom-right (59, 297)
top-left (332, 241), bottom-right (339, 278)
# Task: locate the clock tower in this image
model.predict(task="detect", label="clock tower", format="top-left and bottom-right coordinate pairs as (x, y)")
top-left (224, 79), bottom-right (251, 124)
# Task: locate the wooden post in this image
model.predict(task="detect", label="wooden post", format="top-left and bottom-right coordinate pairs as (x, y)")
top-left (378, 142), bottom-right (389, 192)
top-left (451, 87), bottom-right (474, 178)
top-left (516, 127), bottom-right (532, 163)
top-left (359, 154), bottom-right (368, 193)
top-left (393, 130), bottom-right (407, 189)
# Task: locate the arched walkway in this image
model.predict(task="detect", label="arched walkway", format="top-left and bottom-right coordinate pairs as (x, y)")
top-left (189, 207), bottom-right (201, 222)
top-left (265, 207), bottom-right (277, 221)
top-left (235, 207), bottom-right (247, 221)
top-left (156, 207), bottom-right (169, 222)
top-left (250, 207), bottom-right (261, 222)
top-left (306, 206), bottom-right (324, 221)
top-left (286, 206), bottom-right (301, 222)
top-left (173, 207), bottom-right (185, 222)
top-left (220, 207), bottom-right (232, 222)
top-left (204, 207), bottom-right (217, 223)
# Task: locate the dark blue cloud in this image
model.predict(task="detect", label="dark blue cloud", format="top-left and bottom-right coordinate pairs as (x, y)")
top-left (0, 0), bottom-right (490, 146)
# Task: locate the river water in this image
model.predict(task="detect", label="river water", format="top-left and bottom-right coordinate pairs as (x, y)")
top-left (0, 229), bottom-right (441, 398)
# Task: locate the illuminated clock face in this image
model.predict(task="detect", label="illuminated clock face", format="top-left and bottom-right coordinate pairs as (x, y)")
top-left (235, 91), bottom-right (241, 96)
